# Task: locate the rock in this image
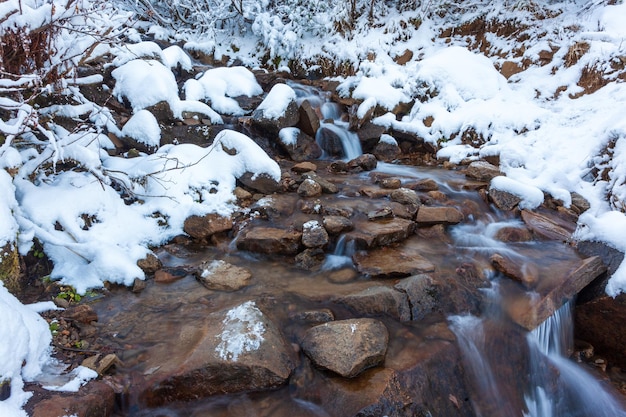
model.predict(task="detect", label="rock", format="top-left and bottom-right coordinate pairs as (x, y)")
top-left (82, 353), bottom-right (121, 376)
top-left (348, 154), bottom-right (377, 172)
top-left (346, 218), bottom-right (415, 249)
top-left (322, 215), bottom-right (354, 235)
top-left (278, 128), bottom-right (322, 161)
top-left (394, 49), bottom-right (414, 65)
top-left (488, 188), bottom-right (521, 211)
top-left (379, 177), bottom-right (402, 189)
top-left (297, 178), bottom-right (323, 197)
top-left (390, 201), bottom-right (419, 220)
top-left (353, 247), bottom-right (435, 279)
top-left (183, 213), bottom-right (233, 240)
top-left (238, 172), bottom-right (281, 194)
top-left (300, 318), bottom-right (388, 378)
top-left (154, 268), bottom-right (186, 283)
top-left (373, 138), bottom-right (401, 162)
top-left (506, 256), bottom-right (607, 330)
top-left (161, 124), bottom-right (226, 147)
top-left (571, 192), bottom-right (591, 213)
top-left (145, 100), bottom-right (175, 124)
top-left (490, 253), bottom-right (539, 288)
top-left (233, 186), bottom-right (253, 201)
top-left (0, 242), bottom-right (21, 294)
top-left (132, 277), bottom-right (147, 293)
top-left (494, 226), bottom-right (533, 242)
top-left (136, 253), bottom-right (162, 274)
top-left (141, 300), bottom-right (296, 405)
top-left (328, 160), bottom-right (349, 173)
top-left (390, 187), bottom-right (420, 206)
top-left (367, 206), bottom-right (394, 221)
top-left (236, 227), bottom-right (302, 255)
top-left (250, 84), bottom-right (299, 136)
top-left (465, 160), bottom-right (502, 182)
top-left (302, 172), bottom-right (339, 194)
top-left (295, 248), bottom-right (326, 271)
top-left (29, 381), bottom-right (116, 417)
top-left (521, 209), bottom-right (576, 241)
top-left (317, 125), bottom-right (345, 157)
top-left (356, 122), bottom-right (387, 146)
top-left (292, 161), bottom-right (317, 173)
top-left (196, 259), bottom-right (252, 291)
top-left (407, 178), bottom-right (439, 192)
top-left (62, 304), bottom-right (98, 324)
top-left (394, 274), bottom-right (441, 321)
top-left (359, 186), bottom-right (391, 199)
top-left (575, 293), bottom-right (626, 369)
top-left (415, 206), bottom-right (464, 225)
top-left (297, 99), bottom-right (320, 137)
top-left (301, 220), bottom-right (329, 248)
top-left (336, 286), bottom-right (411, 322)
top-left (290, 308), bottom-right (335, 324)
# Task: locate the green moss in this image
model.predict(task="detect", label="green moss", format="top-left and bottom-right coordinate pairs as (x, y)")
top-left (0, 243), bottom-right (21, 294)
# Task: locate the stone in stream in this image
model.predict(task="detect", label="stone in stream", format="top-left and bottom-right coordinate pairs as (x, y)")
top-left (394, 274), bottom-right (441, 321)
top-left (353, 246), bottom-right (435, 279)
top-left (390, 187), bottom-right (420, 206)
top-left (317, 125), bottom-right (345, 157)
top-left (195, 259), bottom-right (252, 291)
top-left (183, 213), bottom-right (233, 240)
top-left (348, 153), bottom-right (377, 172)
top-left (29, 381), bottom-right (115, 417)
top-left (301, 220), bottom-right (330, 248)
top-left (238, 171), bottom-right (281, 194)
top-left (506, 256), bottom-right (607, 330)
top-left (278, 128), bottom-right (322, 161)
top-left (250, 84), bottom-right (300, 136)
top-left (297, 99), bottom-right (320, 137)
top-left (297, 178), bottom-right (322, 197)
top-left (301, 172), bottom-right (339, 194)
top-left (520, 208), bottom-right (577, 241)
top-left (490, 253), bottom-right (539, 288)
top-left (494, 225), bottom-right (533, 242)
top-left (336, 286), bottom-right (412, 322)
top-left (415, 206), bottom-right (464, 226)
top-left (345, 217), bottom-right (416, 249)
top-left (291, 161), bottom-right (317, 173)
top-left (300, 318), bottom-right (388, 378)
top-left (488, 187), bottom-right (521, 211)
top-left (236, 226), bottom-right (302, 255)
top-left (141, 300), bottom-right (296, 406)
top-left (322, 215), bottom-right (353, 235)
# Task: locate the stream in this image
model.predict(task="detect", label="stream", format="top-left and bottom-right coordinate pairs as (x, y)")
top-left (84, 82), bottom-right (626, 417)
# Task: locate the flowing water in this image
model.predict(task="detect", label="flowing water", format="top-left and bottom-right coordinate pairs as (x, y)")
top-left (92, 82), bottom-right (626, 416)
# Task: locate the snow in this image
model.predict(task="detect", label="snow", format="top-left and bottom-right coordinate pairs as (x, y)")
top-left (122, 109), bottom-right (161, 149)
top-left (256, 83), bottom-right (297, 119)
top-left (215, 301), bottom-right (266, 362)
top-left (3, 0), bottom-right (626, 412)
top-left (279, 127), bottom-right (299, 147)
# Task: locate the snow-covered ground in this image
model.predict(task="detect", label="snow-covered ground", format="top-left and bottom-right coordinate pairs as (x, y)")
top-left (1, 0), bottom-right (626, 414)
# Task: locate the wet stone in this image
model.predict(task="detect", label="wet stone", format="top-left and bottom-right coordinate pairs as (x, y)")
top-left (353, 246), bottom-right (435, 279)
top-left (154, 268), bottom-right (187, 283)
top-left (301, 220), bottom-right (329, 248)
top-left (520, 208), bottom-right (576, 241)
top-left (380, 177), bottom-right (402, 189)
top-left (348, 153), bottom-right (377, 172)
top-left (292, 161), bottom-right (317, 173)
top-left (29, 381), bottom-right (115, 417)
top-left (367, 206), bottom-right (394, 220)
top-left (136, 253), bottom-right (162, 274)
top-left (196, 259), bottom-right (252, 291)
top-left (346, 218), bottom-right (415, 249)
top-left (141, 300), bottom-right (296, 406)
top-left (407, 178), bottom-right (439, 192)
top-left (302, 172), bottom-right (339, 194)
top-left (236, 227), bottom-right (302, 255)
top-left (322, 215), bottom-right (353, 235)
top-left (238, 171), bottom-right (281, 194)
top-left (297, 99), bottom-right (321, 137)
top-left (300, 318), bottom-right (388, 378)
top-left (297, 178), bottom-right (323, 198)
top-left (494, 225), bottom-right (533, 242)
top-left (415, 206), bottom-right (464, 225)
top-left (278, 129), bottom-right (322, 161)
top-left (394, 274), bottom-right (441, 321)
top-left (290, 308), bottom-right (335, 324)
top-left (490, 253), bottom-right (539, 288)
top-left (295, 248), bottom-right (326, 271)
top-left (390, 187), bottom-right (420, 206)
top-left (336, 286), bottom-right (411, 322)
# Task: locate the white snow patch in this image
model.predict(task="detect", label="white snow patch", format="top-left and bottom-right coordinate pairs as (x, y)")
top-left (215, 301), bottom-right (266, 362)
top-left (279, 127), bottom-right (299, 147)
top-left (122, 109), bottom-right (161, 148)
top-left (490, 176), bottom-right (545, 210)
top-left (256, 83), bottom-right (296, 120)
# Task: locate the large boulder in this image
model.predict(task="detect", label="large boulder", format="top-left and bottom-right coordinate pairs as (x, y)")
top-left (353, 247), bottom-right (435, 279)
top-left (345, 218), bottom-right (416, 249)
top-left (335, 286), bottom-right (411, 322)
top-left (300, 318), bottom-right (388, 378)
top-left (141, 300), bottom-right (296, 406)
top-left (250, 83), bottom-right (299, 136)
top-left (183, 213), bottom-right (233, 240)
top-left (278, 128), bottom-right (322, 161)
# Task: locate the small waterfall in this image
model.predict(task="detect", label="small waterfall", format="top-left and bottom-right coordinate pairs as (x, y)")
top-left (321, 234), bottom-right (355, 270)
top-left (524, 301), bottom-right (626, 417)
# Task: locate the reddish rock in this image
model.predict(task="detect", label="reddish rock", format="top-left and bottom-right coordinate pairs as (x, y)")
top-left (380, 177), bottom-right (402, 189)
top-left (301, 220), bottom-right (330, 248)
top-left (336, 286), bottom-right (411, 322)
top-left (302, 172), bottom-right (339, 194)
top-left (62, 304), bottom-right (98, 324)
top-left (464, 160), bottom-right (502, 182)
top-left (323, 215), bottom-right (353, 235)
top-left (345, 218), bottom-right (415, 249)
top-left (183, 213), bottom-right (233, 240)
top-left (407, 178), bottom-right (439, 192)
top-left (297, 99), bottom-right (321, 137)
top-left (195, 260), bottom-right (252, 291)
top-left (490, 253), bottom-right (538, 288)
top-left (353, 246), bottom-right (435, 279)
top-left (488, 188), bottom-right (521, 211)
top-left (297, 178), bottom-right (323, 197)
top-left (29, 381), bottom-right (115, 417)
top-left (390, 188), bottom-right (420, 206)
top-left (136, 253), bottom-right (162, 274)
top-left (292, 161), bottom-right (317, 173)
top-left (359, 186), bottom-right (391, 199)
top-left (236, 227), bottom-right (302, 255)
top-left (300, 318), bottom-right (388, 378)
top-left (494, 226), bottom-right (533, 242)
top-left (141, 300), bottom-right (296, 406)
top-left (521, 209), bottom-right (576, 241)
top-left (415, 206), bottom-right (464, 225)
